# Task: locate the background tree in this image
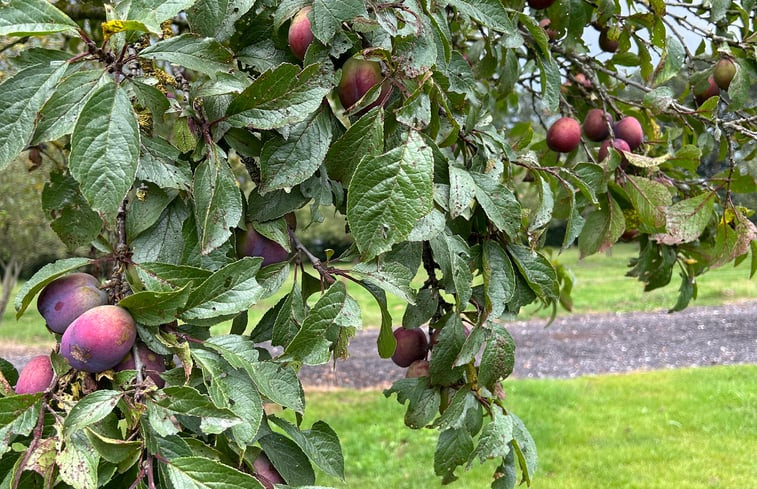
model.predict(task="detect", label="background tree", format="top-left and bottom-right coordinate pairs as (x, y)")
top-left (0, 157), bottom-right (66, 323)
top-left (0, 1), bottom-right (754, 488)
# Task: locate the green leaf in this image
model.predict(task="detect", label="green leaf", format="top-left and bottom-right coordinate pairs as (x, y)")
top-left (448, 0), bottom-right (520, 36)
top-left (507, 245), bottom-right (558, 302)
top-left (0, 394), bottom-right (40, 454)
top-left (63, 390), bottom-right (122, 439)
top-left (247, 361), bottom-right (305, 413)
top-left (347, 131), bottom-right (434, 259)
top-left (654, 36), bottom-right (686, 86)
top-left (14, 257), bottom-right (91, 318)
top-left (166, 456), bottom-right (264, 489)
top-left (139, 34), bottom-right (234, 77)
top-left (226, 63), bottom-right (332, 130)
top-left (656, 192), bottom-right (715, 245)
top-left (118, 286), bottom-right (191, 325)
top-left (471, 172), bottom-right (521, 239)
top-left (448, 165), bottom-right (476, 219)
top-left (478, 324), bottom-right (515, 389)
top-left (126, 184), bottom-right (176, 240)
top-left (434, 427), bottom-right (474, 484)
top-left (536, 53), bottom-right (561, 112)
top-left (41, 171), bottom-right (102, 249)
top-left (154, 386), bottom-right (243, 435)
top-left (324, 107), bottom-right (384, 185)
top-left (578, 195), bottom-right (625, 257)
top-left (283, 281), bottom-right (347, 364)
top-left (434, 386), bottom-right (479, 431)
top-left (0, 0), bottom-right (78, 36)
top-left (204, 335), bottom-right (260, 369)
top-left (310, 0), bottom-right (367, 44)
top-left (270, 417), bottom-right (345, 480)
top-left (134, 262), bottom-right (212, 292)
top-left (258, 433), bottom-right (316, 486)
top-left (643, 86), bottom-right (674, 113)
top-left (31, 70), bottom-right (107, 144)
top-left (137, 137), bottom-right (193, 192)
top-left (429, 314), bottom-right (467, 386)
top-left (511, 413), bottom-right (538, 484)
top-left (0, 61), bottom-right (68, 170)
top-left (384, 377), bottom-right (441, 429)
top-left (69, 82), bottom-right (140, 224)
top-left (624, 175), bottom-right (672, 233)
top-left (259, 109), bottom-right (333, 193)
top-left (207, 367), bottom-right (263, 446)
top-left (482, 241), bottom-right (515, 318)
top-left (187, 0), bottom-right (256, 41)
top-left (120, 0), bottom-right (198, 34)
top-left (470, 407), bottom-right (513, 465)
top-left (353, 242), bottom-right (420, 305)
top-left (57, 431), bottom-right (99, 489)
top-left (85, 429), bottom-right (142, 465)
top-left (192, 152), bottom-right (243, 255)
top-left (180, 257), bottom-right (264, 324)
top-left (528, 174), bottom-right (554, 231)
top-left (356, 280), bottom-right (395, 358)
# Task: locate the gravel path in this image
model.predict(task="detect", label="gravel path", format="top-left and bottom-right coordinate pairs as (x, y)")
top-left (3, 302), bottom-right (756, 389)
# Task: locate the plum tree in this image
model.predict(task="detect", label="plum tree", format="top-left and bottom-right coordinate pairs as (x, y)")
top-left (582, 109), bottom-right (612, 142)
top-left (1, 1), bottom-right (755, 487)
top-left (115, 343), bottom-right (167, 387)
top-left (237, 224), bottom-right (290, 266)
top-left (713, 58), bottom-right (736, 90)
top-left (391, 327), bottom-right (429, 367)
top-left (37, 273), bottom-right (108, 334)
top-left (288, 6), bottom-right (314, 60)
top-left (613, 116), bottom-right (644, 150)
top-left (337, 58), bottom-right (386, 111)
top-left (61, 305), bottom-right (137, 372)
top-left (546, 117), bottom-right (581, 153)
top-left (15, 355), bottom-right (53, 394)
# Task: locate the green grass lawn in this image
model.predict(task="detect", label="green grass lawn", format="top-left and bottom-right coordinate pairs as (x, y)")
top-left (290, 366), bottom-right (756, 489)
top-left (2, 243), bottom-right (756, 344)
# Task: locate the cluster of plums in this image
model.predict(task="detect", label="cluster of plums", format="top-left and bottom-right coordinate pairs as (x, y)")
top-left (694, 57), bottom-right (737, 105)
top-left (14, 273), bottom-right (166, 395)
top-left (288, 6), bottom-right (389, 113)
top-left (546, 110), bottom-right (644, 165)
top-left (391, 326), bottom-right (472, 379)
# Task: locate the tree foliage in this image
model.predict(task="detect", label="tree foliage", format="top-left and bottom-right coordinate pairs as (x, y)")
top-left (0, 0), bottom-right (755, 487)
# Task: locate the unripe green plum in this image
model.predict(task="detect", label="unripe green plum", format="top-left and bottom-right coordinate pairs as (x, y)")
top-left (15, 355), bottom-right (53, 394)
top-left (391, 327), bottom-right (429, 368)
top-left (37, 273), bottom-right (108, 334)
top-left (598, 138), bottom-right (631, 163)
top-left (405, 359), bottom-right (430, 378)
top-left (288, 6), bottom-right (314, 60)
top-left (61, 305), bottom-right (137, 372)
top-left (115, 343), bottom-right (167, 388)
top-left (546, 117), bottom-right (581, 153)
top-left (253, 453), bottom-right (285, 489)
top-left (713, 58), bottom-right (736, 90)
top-left (582, 109), bottom-right (612, 142)
top-left (338, 58), bottom-right (385, 111)
top-left (237, 225), bottom-right (290, 267)
top-left (613, 116), bottom-right (643, 150)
